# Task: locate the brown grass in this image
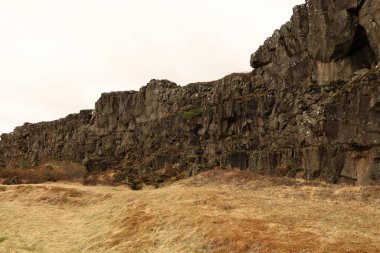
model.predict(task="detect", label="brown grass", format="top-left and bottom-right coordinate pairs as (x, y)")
top-left (0, 161), bottom-right (86, 184)
top-left (0, 169), bottom-right (379, 253)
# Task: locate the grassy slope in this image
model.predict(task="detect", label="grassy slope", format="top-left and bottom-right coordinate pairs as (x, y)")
top-left (0, 170), bottom-right (379, 253)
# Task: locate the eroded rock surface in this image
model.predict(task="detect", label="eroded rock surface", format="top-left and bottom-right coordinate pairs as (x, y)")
top-left (1, 0), bottom-right (380, 185)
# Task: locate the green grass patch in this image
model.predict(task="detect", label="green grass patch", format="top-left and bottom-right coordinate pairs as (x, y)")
top-left (182, 108), bottom-right (203, 120)
top-left (0, 236), bottom-right (7, 243)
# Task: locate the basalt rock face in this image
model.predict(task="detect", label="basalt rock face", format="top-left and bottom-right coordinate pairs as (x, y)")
top-left (1, 0), bottom-right (380, 185)
top-left (0, 110), bottom-right (93, 168)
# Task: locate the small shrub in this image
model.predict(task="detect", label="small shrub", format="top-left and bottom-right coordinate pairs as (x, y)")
top-left (113, 171), bottom-right (127, 183)
top-left (131, 181), bottom-right (144, 191)
top-left (126, 176), bottom-right (144, 190)
top-left (182, 108), bottom-right (204, 120)
top-left (3, 176), bottom-right (21, 185)
top-left (0, 236), bottom-right (6, 243)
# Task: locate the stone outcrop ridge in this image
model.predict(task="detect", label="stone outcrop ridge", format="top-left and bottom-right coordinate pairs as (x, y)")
top-left (1, 0), bottom-right (380, 185)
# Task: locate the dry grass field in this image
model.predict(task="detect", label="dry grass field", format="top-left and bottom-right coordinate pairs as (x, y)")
top-left (0, 170), bottom-right (379, 253)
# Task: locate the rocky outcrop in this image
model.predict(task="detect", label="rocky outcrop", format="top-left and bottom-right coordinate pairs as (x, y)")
top-left (1, 0), bottom-right (380, 185)
top-left (0, 110), bottom-right (93, 168)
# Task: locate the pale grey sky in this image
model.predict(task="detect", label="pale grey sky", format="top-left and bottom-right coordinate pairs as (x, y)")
top-left (0, 0), bottom-right (304, 134)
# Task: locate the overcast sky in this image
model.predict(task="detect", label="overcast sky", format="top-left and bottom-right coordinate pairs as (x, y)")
top-left (0, 0), bottom-right (304, 134)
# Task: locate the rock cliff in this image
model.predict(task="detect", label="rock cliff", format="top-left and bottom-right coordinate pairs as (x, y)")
top-left (1, 0), bottom-right (380, 185)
